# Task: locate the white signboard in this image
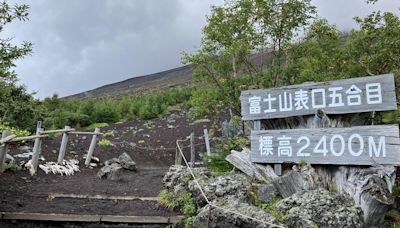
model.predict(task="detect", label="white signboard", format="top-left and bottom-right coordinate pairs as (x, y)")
top-left (251, 125), bottom-right (400, 165)
top-left (240, 74), bottom-right (397, 120)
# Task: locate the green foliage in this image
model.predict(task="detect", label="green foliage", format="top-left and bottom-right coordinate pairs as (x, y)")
top-left (204, 136), bottom-right (248, 173)
top-left (0, 1), bottom-right (37, 131)
top-left (384, 210), bottom-right (400, 227)
top-left (258, 196), bottom-right (286, 223)
top-left (98, 139), bottom-right (112, 147)
top-left (103, 131), bottom-right (115, 137)
top-left (3, 161), bottom-right (22, 172)
top-left (0, 124), bottom-right (30, 137)
top-left (159, 189), bottom-right (197, 227)
top-left (298, 159), bottom-right (307, 167)
top-left (85, 122), bottom-right (109, 131)
top-left (38, 87), bottom-right (191, 131)
top-left (382, 110), bottom-right (400, 125)
top-left (183, 0), bottom-right (316, 117)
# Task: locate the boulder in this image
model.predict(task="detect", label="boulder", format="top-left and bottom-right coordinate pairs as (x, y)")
top-left (118, 152), bottom-right (136, 171)
top-left (277, 188), bottom-right (363, 228)
top-left (253, 183), bottom-right (278, 204)
top-left (97, 163), bottom-right (123, 180)
top-left (193, 197), bottom-right (283, 228)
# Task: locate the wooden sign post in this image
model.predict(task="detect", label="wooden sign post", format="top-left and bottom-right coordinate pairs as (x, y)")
top-left (251, 125), bottom-right (400, 165)
top-left (240, 74), bottom-right (400, 168)
top-left (241, 74), bottom-right (397, 120)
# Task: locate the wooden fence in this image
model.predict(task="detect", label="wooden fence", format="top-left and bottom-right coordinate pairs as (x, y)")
top-left (0, 121), bottom-right (102, 175)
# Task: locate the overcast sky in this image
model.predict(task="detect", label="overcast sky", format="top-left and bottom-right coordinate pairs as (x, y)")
top-left (2, 0), bottom-right (399, 99)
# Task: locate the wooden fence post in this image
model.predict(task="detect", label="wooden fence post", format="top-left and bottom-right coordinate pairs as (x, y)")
top-left (190, 132), bottom-right (195, 168)
top-left (57, 126), bottom-right (71, 164)
top-left (85, 128), bottom-right (100, 166)
top-left (0, 131), bottom-right (11, 173)
top-left (31, 121), bottom-right (43, 175)
top-left (204, 129), bottom-right (211, 157)
top-left (175, 146), bottom-right (182, 165)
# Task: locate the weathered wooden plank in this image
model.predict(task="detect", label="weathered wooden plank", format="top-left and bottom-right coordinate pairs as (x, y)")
top-left (190, 132), bottom-right (195, 167)
top-left (41, 128), bottom-right (75, 134)
top-left (241, 74), bottom-right (397, 120)
top-left (69, 131), bottom-right (103, 135)
top-left (57, 126), bottom-right (71, 164)
top-left (0, 212), bottom-right (184, 224)
top-left (0, 134), bottom-right (15, 144)
top-left (0, 131), bottom-right (11, 173)
top-left (45, 193), bottom-right (160, 201)
top-left (31, 122), bottom-right (43, 175)
top-left (225, 149), bottom-right (278, 182)
top-left (204, 129), bottom-right (211, 156)
top-left (251, 124), bottom-right (400, 165)
top-left (85, 128), bottom-right (100, 166)
top-left (9, 134), bottom-right (48, 142)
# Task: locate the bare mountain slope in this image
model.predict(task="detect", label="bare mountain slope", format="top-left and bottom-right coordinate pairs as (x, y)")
top-left (65, 65), bottom-right (193, 100)
top-left (65, 52), bottom-right (270, 100)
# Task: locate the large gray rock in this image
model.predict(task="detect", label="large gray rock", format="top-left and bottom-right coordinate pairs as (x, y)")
top-left (118, 152), bottom-right (136, 171)
top-left (253, 183), bottom-right (278, 204)
top-left (193, 197), bottom-right (283, 228)
top-left (277, 188), bottom-right (363, 228)
top-left (97, 162), bottom-right (123, 180)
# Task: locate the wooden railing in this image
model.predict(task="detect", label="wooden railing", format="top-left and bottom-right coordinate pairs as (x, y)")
top-left (0, 121), bottom-right (102, 175)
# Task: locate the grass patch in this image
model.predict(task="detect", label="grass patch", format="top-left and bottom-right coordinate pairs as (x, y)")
top-left (258, 196), bottom-right (286, 223)
top-left (3, 162), bottom-right (22, 172)
top-left (86, 123), bottom-right (109, 131)
top-left (203, 136), bottom-right (248, 174)
top-left (159, 189), bottom-right (197, 228)
top-left (98, 139), bottom-right (113, 147)
top-left (0, 124), bottom-right (30, 137)
top-left (103, 131), bottom-right (115, 137)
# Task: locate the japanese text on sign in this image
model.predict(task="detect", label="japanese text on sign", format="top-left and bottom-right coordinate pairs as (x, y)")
top-left (241, 74), bottom-right (397, 120)
top-left (250, 125), bottom-right (400, 165)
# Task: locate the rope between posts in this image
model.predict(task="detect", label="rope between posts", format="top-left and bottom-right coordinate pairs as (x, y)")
top-left (175, 139), bottom-right (285, 228)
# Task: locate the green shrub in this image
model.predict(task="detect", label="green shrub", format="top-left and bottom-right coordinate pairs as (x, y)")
top-left (93, 103), bottom-right (120, 123)
top-left (3, 162), bottom-right (22, 172)
top-left (85, 123), bottom-right (109, 131)
top-left (258, 196), bottom-right (286, 223)
top-left (98, 139), bottom-right (113, 147)
top-left (0, 124), bottom-right (30, 137)
top-left (159, 189), bottom-right (197, 218)
top-left (204, 136), bottom-right (249, 173)
top-left (103, 131), bottom-right (115, 137)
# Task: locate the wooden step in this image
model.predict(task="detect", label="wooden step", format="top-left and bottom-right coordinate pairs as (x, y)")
top-left (0, 212), bottom-right (183, 224)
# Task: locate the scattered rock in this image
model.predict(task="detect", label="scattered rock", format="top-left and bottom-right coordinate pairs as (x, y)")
top-left (5, 154), bottom-right (14, 163)
top-left (105, 158), bottom-right (119, 166)
top-left (138, 140), bottom-right (145, 144)
top-left (82, 136), bottom-right (87, 140)
top-left (89, 163), bottom-right (98, 168)
top-left (253, 183), bottom-right (278, 204)
top-left (69, 151), bottom-right (77, 155)
top-left (18, 146), bottom-right (31, 151)
top-left (82, 154), bottom-right (99, 163)
top-left (52, 150), bottom-right (57, 154)
top-left (118, 152), bottom-right (136, 171)
top-left (277, 188), bottom-right (363, 228)
top-left (97, 163), bottom-right (123, 180)
top-left (193, 197), bottom-right (282, 228)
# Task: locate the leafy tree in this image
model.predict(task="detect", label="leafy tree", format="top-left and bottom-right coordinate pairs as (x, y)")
top-left (0, 1), bottom-right (35, 130)
top-left (183, 0), bottom-right (316, 118)
top-left (0, 1), bottom-right (32, 83)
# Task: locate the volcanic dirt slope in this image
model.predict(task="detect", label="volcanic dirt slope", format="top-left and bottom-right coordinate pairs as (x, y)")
top-left (64, 52), bottom-right (271, 100)
top-left (0, 108), bottom-right (214, 224)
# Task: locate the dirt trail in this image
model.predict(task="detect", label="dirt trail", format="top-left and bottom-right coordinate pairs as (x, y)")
top-left (0, 109), bottom-right (215, 219)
